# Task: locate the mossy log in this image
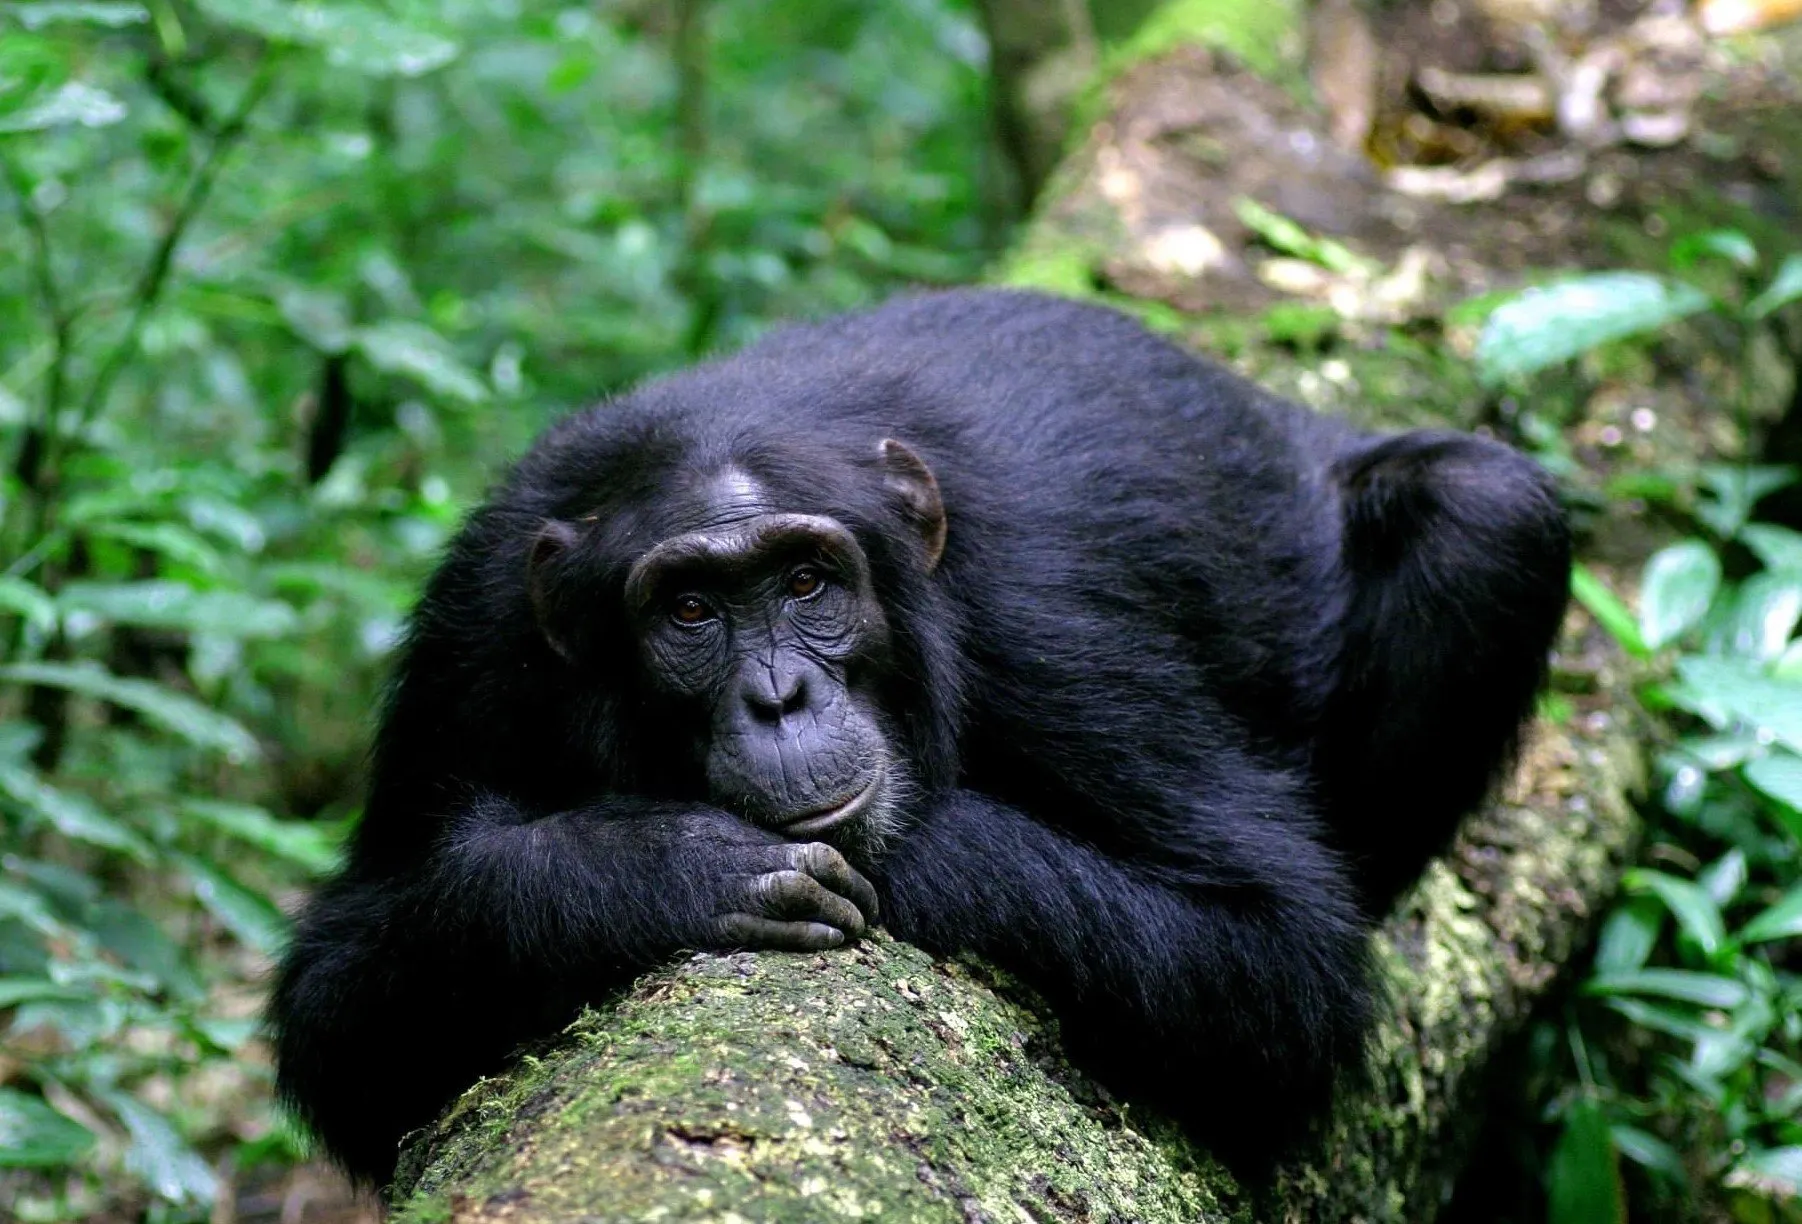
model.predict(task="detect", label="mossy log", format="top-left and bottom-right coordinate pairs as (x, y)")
top-left (385, 6), bottom-right (1665, 1219)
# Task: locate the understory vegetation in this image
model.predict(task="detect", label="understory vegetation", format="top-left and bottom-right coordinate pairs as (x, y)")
top-left (4, 2), bottom-right (1802, 1222)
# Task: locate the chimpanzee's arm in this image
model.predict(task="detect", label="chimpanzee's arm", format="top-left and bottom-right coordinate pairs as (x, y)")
top-left (874, 789), bottom-right (1372, 1151)
top-left (269, 797), bottom-right (875, 1185)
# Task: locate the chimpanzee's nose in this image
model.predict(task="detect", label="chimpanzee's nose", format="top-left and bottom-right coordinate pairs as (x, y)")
top-left (742, 666), bottom-right (808, 723)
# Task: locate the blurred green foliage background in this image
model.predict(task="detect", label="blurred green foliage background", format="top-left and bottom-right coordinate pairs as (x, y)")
top-left (0, 2), bottom-right (997, 1218)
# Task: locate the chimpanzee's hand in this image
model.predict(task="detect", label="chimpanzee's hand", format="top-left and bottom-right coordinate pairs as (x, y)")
top-left (707, 840), bottom-right (880, 952)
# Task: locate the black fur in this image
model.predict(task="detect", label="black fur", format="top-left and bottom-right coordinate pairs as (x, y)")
top-left (269, 289), bottom-right (1570, 1184)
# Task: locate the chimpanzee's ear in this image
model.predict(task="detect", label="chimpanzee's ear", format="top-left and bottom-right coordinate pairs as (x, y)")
top-left (527, 520), bottom-right (581, 662)
top-left (878, 438), bottom-right (947, 573)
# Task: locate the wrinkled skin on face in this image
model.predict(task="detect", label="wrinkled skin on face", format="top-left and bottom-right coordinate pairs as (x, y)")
top-left (625, 509), bottom-right (904, 857)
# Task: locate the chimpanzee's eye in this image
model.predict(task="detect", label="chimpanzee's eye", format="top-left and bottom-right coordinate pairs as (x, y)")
top-left (789, 567), bottom-right (825, 600)
top-left (671, 594), bottom-right (712, 626)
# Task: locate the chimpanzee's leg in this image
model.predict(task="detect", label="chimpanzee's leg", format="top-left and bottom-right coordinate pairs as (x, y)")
top-left (1317, 431), bottom-right (1570, 909)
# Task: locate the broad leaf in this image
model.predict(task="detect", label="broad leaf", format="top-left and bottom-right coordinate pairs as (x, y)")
top-left (1732, 1145), bottom-right (1802, 1196)
top-left (1476, 273), bottom-right (1711, 384)
top-left (0, 766), bottom-right (151, 861)
top-left (0, 81), bottom-right (126, 132)
top-left (0, 1088), bottom-right (94, 1169)
top-left (1700, 848), bottom-right (1748, 908)
top-left (1625, 868), bottom-right (1727, 957)
top-left (1570, 565), bottom-right (1649, 658)
top-left (1674, 657), bottom-right (1802, 756)
top-left (176, 855), bottom-right (288, 954)
top-left (1610, 1124), bottom-right (1687, 1185)
top-left (0, 577), bottom-right (56, 634)
top-left (1742, 883), bottom-right (1802, 943)
top-left (1750, 254), bottom-right (1802, 320)
top-left (193, 0), bottom-right (458, 77)
top-left (1746, 751), bottom-right (1802, 814)
top-left (1741, 524), bottom-right (1802, 572)
top-left (0, 662), bottom-right (258, 760)
top-left (1587, 968), bottom-right (1748, 1009)
top-left (99, 1091), bottom-right (217, 1205)
top-left (181, 799), bottom-right (341, 875)
top-left (1670, 229), bottom-right (1758, 271)
top-left (1548, 1097), bottom-right (1625, 1224)
top-left (1594, 898), bottom-right (1662, 974)
top-left (60, 581), bottom-right (297, 639)
top-left (354, 321), bottom-right (488, 404)
top-left (1639, 541), bottom-right (1721, 650)
top-left (1726, 571), bottom-right (1802, 660)
top-left (1696, 465), bottom-right (1799, 538)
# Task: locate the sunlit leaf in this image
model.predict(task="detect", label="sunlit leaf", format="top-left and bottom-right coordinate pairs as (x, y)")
top-left (60, 581), bottom-right (297, 639)
top-left (1730, 1146), bottom-right (1802, 1197)
top-left (1746, 751), bottom-right (1802, 815)
top-left (0, 577), bottom-right (56, 634)
top-left (0, 1087), bottom-right (94, 1168)
top-left (0, 977), bottom-right (90, 1007)
top-left (180, 799), bottom-right (342, 876)
top-left (1602, 996), bottom-right (1714, 1042)
top-left (1700, 848), bottom-right (1748, 908)
top-left (1548, 1097), bottom-right (1624, 1224)
top-left (354, 321), bottom-right (488, 404)
top-left (193, 0), bottom-right (458, 77)
top-left (1726, 572), bottom-right (1802, 660)
top-left (0, 81), bottom-right (126, 132)
top-left (1570, 565), bottom-right (1649, 658)
top-left (1742, 883), bottom-right (1802, 943)
top-left (1742, 524), bottom-right (1802, 572)
top-left (1594, 898), bottom-right (1662, 974)
top-left (98, 1090), bottom-right (217, 1205)
top-left (7, 3), bottom-right (147, 27)
top-left (1670, 229), bottom-right (1758, 271)
top-left (1639, 541), bottom-right (1721, 650)
top-left (1610, 1124), bottom-right (1687, 1185)
top-left (1476, 273), bottom-right (1711, 384)
top-left (1587, 968), bottom-right (1747, 1009)
top-left (0, 662), bottom-right (258, 760)
top-left (86, 522), bottom-right (224, 576)
top-left (1749, 254), bottom-right (1802, 320)
top-left (275, 285), bottom-right (353, 354)
top-left (1675, 657), bottom-right (1802, 756)
top-left (1696, 465), bottom-right (1799, 538)
top-left (1625, 868), bottom-right (1727, 956)
top-left (175, 855), bottom-right (287, 954)
top-left (0, 766), bottom-right (151, 861)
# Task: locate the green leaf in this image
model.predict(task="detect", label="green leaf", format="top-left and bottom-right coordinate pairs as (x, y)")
top-left (1476, 273), bottom-right (1712, 384)
top-left (1742, 883), bottom-right (1802, 943)
top-left (275, 285), bottom-right (353, 354)
top-left (1731, 1145), bottom-right (1802, 1196)
top-left (60, 581), bottom-right (297, 639)
top-left (1625, 868), bottom-right (1727, 957)
top-left (1700, 848), bottom-right (1748, 908)
top-left (0, 1087), bottom-right (94, 1169)
top-left (97, 1090), bottom-right (217, 1205)
top-left (1570, 565), bottom-right (1649, 658)
top-left (1232, 197), bottom-right (1377, 277)
top-left (1670, 229), bottom-right (1758, 271)
top-left (1639, 540), bottom-right (1721, 650)
top-left (0, 662), bottom-right (258, 760)
top-left (1746, 751), bottom-right (1802, 814)
top-left (1676, 657), bottom-right (1802, 756)
top-left (354, 321), bottom-right (488, 404)
top-left (193, 0), bottom-right (458, 77)
top-left (1749, 254), bottom-right (1802, 320)
top-left (1610, 1124), bottom-right (1687, 1185)
top-left (86, 522), bottom-right (224, 576)
top-left (0, 766), bottom-right (152, 861)
top-left (0, 80), bottom-right (126, 132)
top-left (1602, 996), bottom-right (1715, 1042)
top-left (7, 3), bottom-right (147, 27)
top-left (1726, 571), bottom-right (1802, 660)
top-left (180, 799), bottom-right (341, 876)
top-left (176, 855), bottom-right (287, 954)
top-left (0, 977), bottom-right (90, 1007)
top-left (1741, 524), bottom-right (1802, 572)
top-left (0, 577), bottom-right (57, 634)
top-left (1548, 1097), bottom-right (1624, 1224)
top-left (1697, 465), bottom-right (1799, 538)
top-left (1588, 968), bottom-right (1747, 1009)
top-left (1594, 898), bottom-right (1662, 974)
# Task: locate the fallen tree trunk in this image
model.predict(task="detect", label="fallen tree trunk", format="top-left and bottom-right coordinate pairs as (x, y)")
top-left (383, 5), bottom-right (1690, 1218)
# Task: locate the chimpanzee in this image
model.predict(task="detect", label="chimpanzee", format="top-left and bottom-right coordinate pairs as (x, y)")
top-left (269, 288), bottom-right (1570, 1185)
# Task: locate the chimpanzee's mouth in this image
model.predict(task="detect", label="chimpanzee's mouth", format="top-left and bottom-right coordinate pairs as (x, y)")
top-left (781, 766), bottom-right (885, 837)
